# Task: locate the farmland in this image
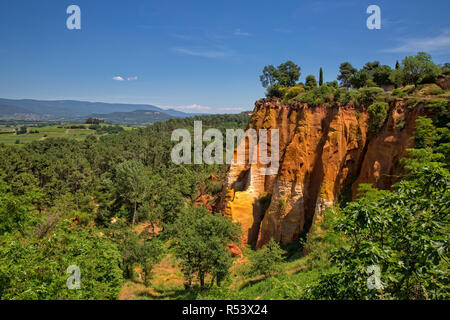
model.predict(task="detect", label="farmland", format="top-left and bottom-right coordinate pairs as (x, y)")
top-left (0, 122), bottom-right (133, 145)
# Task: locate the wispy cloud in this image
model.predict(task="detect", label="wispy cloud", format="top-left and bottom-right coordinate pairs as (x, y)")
top-left (173, 47), bottom-right (235, 58)
top-left (233, 29), bottom-right (251, 37)
top-left (113, 76), bottom-right (138, 81)
top-left (384, 31), bottom-right (450, 54)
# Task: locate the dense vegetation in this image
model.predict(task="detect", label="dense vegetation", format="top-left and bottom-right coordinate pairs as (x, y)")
top-left (0, 114), bottom-right (250, 299)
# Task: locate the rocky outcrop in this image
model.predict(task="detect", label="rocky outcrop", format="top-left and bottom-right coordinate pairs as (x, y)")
top-left (220, 98), bottom-right (440, 248)
top-left (437, 75), bottom-right (450, 90)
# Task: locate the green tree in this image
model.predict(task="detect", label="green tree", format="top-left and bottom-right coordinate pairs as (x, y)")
top-left (306, 162), bottom-right (449, 300)
top-left (350, 70), bottom-right (370, 89)
top-left (170, 206), bottom-right (241, 288)
top-left (112, 227), bottom-right (165, 281)
top-left (373, 65), bottom-right (393, 86)
top-left (337, 62), bottom-right (357, 88)
top-left (114, 160), bottom-right (147, 226)
top-left (367, 101), bottom-right (389, 132)
top-left (276, 61), bottom-right (301, 87)
top-left (0, 220), bottom-right (123, 300)
top-left (305, 75), bottom-right (318, 90)
top-left (249, 239), bottom-right (286, 277)
top-left (259, 65), bottom-right (278, 88)
top-left (402, 52), bottom-right (440, 87)
top-left (414, 116), bottom-right (438, 148)
top-left (260, 61), bottom-right (301, 90)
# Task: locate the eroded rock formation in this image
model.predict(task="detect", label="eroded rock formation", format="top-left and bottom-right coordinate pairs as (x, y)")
top-left (220, 98), bottom-right (428, 248)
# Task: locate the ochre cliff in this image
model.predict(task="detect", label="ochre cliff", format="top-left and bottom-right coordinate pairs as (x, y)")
top-left (221, 98), bottom-right (430, 248)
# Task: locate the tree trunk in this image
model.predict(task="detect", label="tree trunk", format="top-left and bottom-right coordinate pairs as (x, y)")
top-left (132, 201), bottom-right (137, 226)
top-left (199, 272), bottom-right (205, 288)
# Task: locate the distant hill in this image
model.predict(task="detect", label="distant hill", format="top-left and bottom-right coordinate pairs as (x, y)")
top-left (0, 98), bottom-right (198, 121)
top-left (89, 109), bottom-right (174, 125)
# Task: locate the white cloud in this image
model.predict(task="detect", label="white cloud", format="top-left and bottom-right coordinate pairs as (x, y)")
top-left (234, 29), bottom-right (251, 37)
top-left (158, 104), bottom-right (246, 114)
top-left (384, 31), bottom-right (450, 54)
top-left (127, 76), bottom-right (138, 81)
top-left (160, 104), bottom-right (212, 112)
top-left (112, 76), bottom-right (124, 81)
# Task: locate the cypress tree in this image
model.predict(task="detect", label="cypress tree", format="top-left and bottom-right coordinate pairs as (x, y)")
top-left (319, 67), bottom-right (323, 86)
top-left (395, 60), bottom-right (400, 70)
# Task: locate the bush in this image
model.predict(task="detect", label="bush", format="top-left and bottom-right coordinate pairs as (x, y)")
top-left (406, 97), bottom-right (421, 110)
top-left (266, 83), bottom-right (287, 98)
top-left (425, 98), bottom-right (448, 116)
top-left (367, 101), bottom-right (389, 132)
top-left (284, 86), bottom-right (304, 101)
top-left (391, 88), bottom-right (408, 98)
top-left (421, 85), bottom-right (444, 96)
top-left (336, 89), bottom-right (360, 106)
top-left (305, 75), bottom-right (318, 90)
top-left (249, 239), bottom-right (286, 277)
top-left (358, 87), bottom-right (386, 106)
top-left (414, 117), bottom-right (438, 148)
top-left (0, 220), bottom-right (124, 300)
top-left (292, 83), bottom-right (339, 107)
top-left (306, 164), bottom-right (450, 300)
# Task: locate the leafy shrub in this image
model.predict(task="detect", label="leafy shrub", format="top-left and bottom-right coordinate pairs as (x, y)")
top-left (259, 193), bottom-right (272, 214)
top-left (305, 164), bottom-right (450, 300)
top-left (278, 198), bottom-right (286, 210)
top-left (406, 97), bottom-right (421, 110)
top-left (266, 83), bottom-right (287, 98)
top-left (358, 87), bottom-right (386, 106)
top-left (421, 85), bottom-right (445, 96)
top-left (336, 89), bottom-right (360, 106)
top-left (292, 83), bottom-right (339, 107)
top-left (414, 117), bottom-right (438, 148)
top-left (394, 115), bottom-right (406, 129)
top-left (425, 98), bottom-right (448, 116)
top-left (367, 101), bottom-right (389, 132)
top-left (0, 220), bottom-right (124, 300)
top-left (249, 239), bottom-right (286, 277)
top-left (391, 88), bottom-right (408, 98)
top-left (284, 86), bottom-right (304, 101)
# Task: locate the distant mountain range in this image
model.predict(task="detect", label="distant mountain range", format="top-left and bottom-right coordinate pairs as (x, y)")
top-left (0, 98), bottom-right (200, 123)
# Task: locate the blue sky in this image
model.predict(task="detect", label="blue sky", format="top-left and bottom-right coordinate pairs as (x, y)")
top-left (0, 0), bottom-right (449, 113)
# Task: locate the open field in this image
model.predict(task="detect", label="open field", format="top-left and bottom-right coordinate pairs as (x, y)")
top-left (0, 123), bottom-right (134, 145)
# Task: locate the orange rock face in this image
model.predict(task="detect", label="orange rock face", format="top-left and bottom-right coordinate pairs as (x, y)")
top-left (221, 98), bottom-right (430, 248)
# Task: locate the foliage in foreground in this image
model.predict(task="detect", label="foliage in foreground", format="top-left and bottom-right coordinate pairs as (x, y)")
top-left (249, 239), bottom-right (286, 277)
top-left (306, 160), bottom-right (449, 299)
top-left (169, 206), bottom-right (242, 288)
